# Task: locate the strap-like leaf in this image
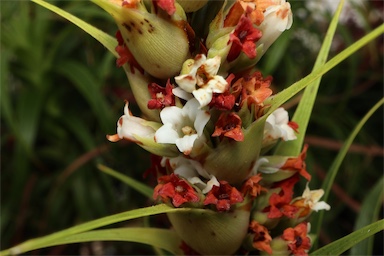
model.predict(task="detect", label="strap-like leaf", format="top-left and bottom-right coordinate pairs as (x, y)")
top-left (274, 0), bottom-right (345, 156)
top-left (311, 98), bottom-right (384, 236)
top-left (98, 164), bottom-right (153, 199)
top-left (42, 228), bottom-right (183, 255)
top-left (350, 177), bottom-right (384, 255)
top-left (310, 219), bottom-right (384, 255)
top-left (0, 204), bottom-right (214, 255)
top-left (265, 24), bottom-right (384, 116)
top-left (31, 0), bottom-right (118, 57)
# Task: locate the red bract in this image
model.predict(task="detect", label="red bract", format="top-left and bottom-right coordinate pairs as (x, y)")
top-left (266, 174), bottom-right (300, 218)
top-left (241, 174), bottom-right (266, 198)
top-left (281, 144), bottom-right (311, 181)
top-left (153, 174), bottom-right (200, 207)
top-left (227, 15), bottom-right (262, 62)
top-left (115, 31), bottom-right (144, 73)
top-left (203, 181), bottom-right (244, 211)
top-left (249, 221), bottom-right (273, 255)
top-left (212, 112), bottom-right (244, 141)
top-left (147, 79), bottom-right (175, 109)
top-left (282, 222), bottom-right (311, 256)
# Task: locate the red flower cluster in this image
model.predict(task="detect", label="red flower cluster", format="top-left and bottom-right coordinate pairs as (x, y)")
top-left (147, 79), bottom-right (175, 109)
top-left (282, 222), bottom-right (311, 255)
top-left (153, 174), bottom-right (200, 207)
top-left (212, 112), bottom-right (244, 141)
top-left (249, 221), bottom-right (272, 255)
top-left (281, 144), bottom-right (311, 181)
top-left (203, 181), bottom-right (244, 211)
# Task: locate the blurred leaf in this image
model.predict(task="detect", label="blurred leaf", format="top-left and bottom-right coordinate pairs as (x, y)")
top-left (98, 164), bottom-right (153, 199)
top-left (43, 228), bottom-right (182, 255)
top-left (310, 219), bottom-right (384, 256)
top-left (350, 177), bottom-right (384, 255)
top-left (265, 23), bottom-right (384, 115)
top-left (311, 98), bottom-right (384, 236)
top-left (54, 60), bottom-right (113, 132)
top-left (274, 0), bottom-right (344, 156)
top-left (31, 0), bottom-right (118, 58)
top-left (0, 204), bottom-right (214, 255)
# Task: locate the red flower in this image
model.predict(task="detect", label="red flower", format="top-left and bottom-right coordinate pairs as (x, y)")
top-left (147, 79), bottom-right (175, 109)
top-left (143, 154), bottom-right (167, 179)
top-left (203, 181), bottom-right (244, 211)
top-left (281, 144), bottom-right (311, 181)
top-left (153, 174), bottom-right (200, 207)
top-left (266, 175), bottom-right (300, 219)
top-left (212, 112), bottom-right (244, 141)
top-left (249, 221), bottom-right (273, 255)
top-left (241, 174), bottom-right (266, 198)
top-left (115, 31), bottom-right (144, 73)
top-left (282, 222), bottom-right (311, 256)
top-left (208, 74), bottom-right (236, 110)
top-left (227, 15), bottom-right (262, 62)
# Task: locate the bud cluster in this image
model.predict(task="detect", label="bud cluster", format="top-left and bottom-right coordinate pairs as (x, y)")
top-left (94, 0), bottom-right (331, 254)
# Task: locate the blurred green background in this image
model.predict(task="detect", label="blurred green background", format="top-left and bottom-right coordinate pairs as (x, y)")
top-left (1, 0), bottom-right (383, 255)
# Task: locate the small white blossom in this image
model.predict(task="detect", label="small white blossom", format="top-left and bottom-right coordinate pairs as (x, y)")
top-left (108, 101), bottom-right (156, 143)
top-left (264, 107), bottom-right (296, 142)
top-left (155, 99), bottom-right (210, 154)
top-left (166, 156), bottom-right (219, 193)
top-left (296, 183), bottom-right (331, 212)
top-left (175, 54), bottom-right (228, 108)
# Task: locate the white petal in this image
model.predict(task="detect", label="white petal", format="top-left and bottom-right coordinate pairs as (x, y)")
top-left (155, 123), bottom-right (179, 144)
top-left (176, 134), bottom-right (198, 154)
top-left (160, 106), bottom-right (184, 128)
top-left (194, 109), bottom-right (210, 136)
top-left (202, 175), bottom-right (219, 194)
top-left (172, 87), bottom-right (193, 101)
top-left (175, 74), bottom-right (196, 93)
top-left (193, 88), bottom-right (213, 108)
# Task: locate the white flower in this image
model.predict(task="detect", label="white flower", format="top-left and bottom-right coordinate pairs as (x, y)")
top-left (166, 155), bottom-right (219, 193)
top-left (174, 54), bottom-right (228, 107)
top-left (298, 183), bottom-right (331, 212)
top-left (107, 101), bottom-right (156, 143)
top-left (155, 98), bottom-right (210, 155)
top-left (256, 0), bottom-right (293, 54)
top-left (264, 107), bottom-right (296, 142)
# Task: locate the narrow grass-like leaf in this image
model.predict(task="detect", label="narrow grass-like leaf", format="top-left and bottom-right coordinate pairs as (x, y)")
top-left (274, 0), bottom-right (345, 156)
top-left (310, 219), bottom-right (384, 256)
top-left (265, 23), bottom-right (384, 115)
top-left (31, 0), bottom-right (117, 57)
top-left (311, 98), bottom-right (384, 236)
top-left (98, 164), bottom-right (153, 199)
top-left (0, 204), bottom-right (213, 256)
top-left (42, 228), bottom-right (183, 255)
top-left (350, 177), bottom-right (384, 255)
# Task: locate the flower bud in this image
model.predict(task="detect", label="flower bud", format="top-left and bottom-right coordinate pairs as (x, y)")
top-left (93, 0), bottom-right (191, 79)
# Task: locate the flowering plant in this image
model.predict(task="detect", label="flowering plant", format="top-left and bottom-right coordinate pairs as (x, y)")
top-left (1, 0), bottom-right (383, 255)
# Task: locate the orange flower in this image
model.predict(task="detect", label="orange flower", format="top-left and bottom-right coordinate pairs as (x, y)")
top-left (241, 174), bottom-right (266, 198)
top-left (203, 181), bottom-right (244, 211)
top-left (249, 221), bottom-right (273, 254)
top-left (282, 222), bottom-right (311, 256)
top-left (281, 144), bottom-right (311, 181)
top-left (212, 112), bottom-right (244, 141)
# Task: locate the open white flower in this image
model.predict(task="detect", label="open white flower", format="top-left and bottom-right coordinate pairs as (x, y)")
top-left (166, 155), bottom-right (219, 193)
top-left (174, 54), bottom-right (228, 107)
top-left (107, 101), bottom-right (156, 143)
top-left (155, 98), bottom-right (210, 154)
top-left (264, 107), bottom-right (297, 142)
top-left (296, 183), bottom-right (331, 212)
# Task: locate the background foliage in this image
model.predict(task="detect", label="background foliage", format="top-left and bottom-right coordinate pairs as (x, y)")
top-left (1, 0), bottom-right (383, 255)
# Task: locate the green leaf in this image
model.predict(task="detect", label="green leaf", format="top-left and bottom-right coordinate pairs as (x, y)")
top-left (265, 23), bottom-right (384, 116)
top-left (311, 98), bottom-right (384, 236)
top-left (43, 228), bottom-right (183, 255)
top-left (274, 0), bottom-right (345, 156)
top-left (310, 219), bottom-right (384, 256)
top-left (0, 204), bottom-right (214, 255)
top-left (350, 177), bottom-right (384, 255)
top-left (31, 0), bottom-right (118, 58)
top-left (97, 164), bottom-right (153, 199)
